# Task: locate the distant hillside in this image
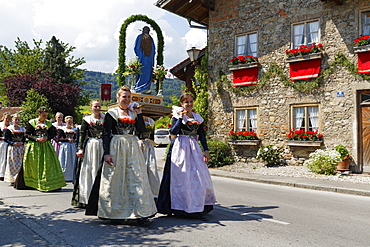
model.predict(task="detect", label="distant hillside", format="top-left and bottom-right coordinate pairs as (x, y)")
top-left (81, 70), bottom-right (184, 105)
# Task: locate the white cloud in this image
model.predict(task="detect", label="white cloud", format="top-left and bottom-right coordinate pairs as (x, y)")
top-left (183, 29), bottom-right (208, 50)
top-left (0, 0), bottom-right (208, 73)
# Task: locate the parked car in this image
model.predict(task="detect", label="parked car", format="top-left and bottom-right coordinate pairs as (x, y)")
top-left (154, 128), bottom-right (171, 146)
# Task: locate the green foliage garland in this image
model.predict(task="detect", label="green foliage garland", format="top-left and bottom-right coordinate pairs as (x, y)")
top-left (217, 52), bottom-right (370, 96)
top-left (193, 50), bottom-right (209, 124)
top-left (118, 14), bottom-right (164, 86)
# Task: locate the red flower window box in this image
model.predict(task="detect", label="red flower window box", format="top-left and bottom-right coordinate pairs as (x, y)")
top-left (229, 63), bottom-right (259, 87)
top-left (286, 53), bottom-right (322, 81)
top-left (354, 45), bottom-right (370, 74)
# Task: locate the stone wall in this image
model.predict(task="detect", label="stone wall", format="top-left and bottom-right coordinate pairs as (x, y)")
top-left (207, 0), bottom-right (370, 171)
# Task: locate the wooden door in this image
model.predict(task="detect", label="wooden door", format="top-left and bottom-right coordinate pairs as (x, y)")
top-left (362, 106), bottom-right (370, 167)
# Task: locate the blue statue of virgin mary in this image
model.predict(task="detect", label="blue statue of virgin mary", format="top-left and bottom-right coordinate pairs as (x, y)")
top-left (134, 26), bottom-right (156, 94)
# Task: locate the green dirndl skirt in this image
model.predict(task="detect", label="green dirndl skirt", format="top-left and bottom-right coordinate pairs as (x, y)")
top-left (23, 140), bottom-right (66, 191)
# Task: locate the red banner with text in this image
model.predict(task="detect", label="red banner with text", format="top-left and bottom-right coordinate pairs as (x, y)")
top-left (101, 83), bottom-right (111, 101)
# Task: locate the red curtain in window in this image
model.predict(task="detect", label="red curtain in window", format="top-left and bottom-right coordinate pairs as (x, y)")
top-left (289, 59), bottom-right (321, 81)
top-left (101, 83), bottom-right (111, 101)
top-left (358, 51), bottom-right (370, 74)
top-left (232, 67), bottom-right (258, 87)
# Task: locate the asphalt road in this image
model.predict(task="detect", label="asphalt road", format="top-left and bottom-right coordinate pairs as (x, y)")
top-left (1, 147), bottom-right (370, 246)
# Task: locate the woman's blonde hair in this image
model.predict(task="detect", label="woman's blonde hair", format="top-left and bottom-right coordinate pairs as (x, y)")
top-left (2, 112), bottom-right (11, 120)
top-left (116, 86), bottom-right (131, 98)
top-left (90, 100), bottom-right (101, 108)
top-left (55, 112), bottom-right (63, 118)
top-left (64, 116), bottom-right (73, 122)
top-left (179, 93), bottom-right (194, 103)
top-left (11, 113), bottom-right (20, 119)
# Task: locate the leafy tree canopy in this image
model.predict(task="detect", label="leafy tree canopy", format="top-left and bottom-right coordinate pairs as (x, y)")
top-left (19, 88), bottom-right (50, 126)
top-left (0, 37), bottom-right (88, 120)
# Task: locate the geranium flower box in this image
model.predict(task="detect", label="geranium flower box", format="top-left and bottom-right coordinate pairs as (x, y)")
top-left (286, 53), bottom-right (322, 81)
top-left (229, 56), bottom-right (259, 87)
top-left (285, 43), bottom-right (323, 81)
top-left (287, 140), bottom-right (323, 147)
top-left (228, 139), bottom-right (261, 146)
top-left (354, 45), bottom-right (370, 74)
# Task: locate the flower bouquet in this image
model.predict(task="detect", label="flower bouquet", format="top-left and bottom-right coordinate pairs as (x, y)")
top-left (285, 43), bottom-right (323, 57)
top-left (152, 65), bottom-right (167, 95)
top-left (116, 117), bottom-right (135, 135)
top-left (122, 57), bottom-right (142, 89)
top-left (35, 124), bottom-right (48, 137)
top-left (187, 120), bottom-right (200, 125)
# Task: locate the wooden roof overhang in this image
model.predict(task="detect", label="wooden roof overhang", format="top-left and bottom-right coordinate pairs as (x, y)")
top-left (320, 0), bottom-right (343, 5)
top-left (170, 48), bottom-right (206, 81)
top-left (155, 0), bottom-right (214, 26)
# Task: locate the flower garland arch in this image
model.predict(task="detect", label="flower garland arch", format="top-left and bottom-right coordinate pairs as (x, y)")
top-left (118, 14), bottom-right (164, 86)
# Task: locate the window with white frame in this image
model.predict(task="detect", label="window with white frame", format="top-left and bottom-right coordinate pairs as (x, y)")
top-left (235, 32), bottom-right (258, 57)
top-left (292, 20), bottom-right (319, 49)
top-left (235, 108), bottom-right (257, 132)
top-left (362, 11), bottom-right (370, 36)
top-left (292, 105), bottom-right (319, 132)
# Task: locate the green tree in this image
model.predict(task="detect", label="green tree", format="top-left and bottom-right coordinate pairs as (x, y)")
top-left (19, 88), bottom-right (50, 126)
top-left (42, 36), bottom-right (86, 86)
top-left (0, 37), bottom-right (88, 119)
top-left (0, 38), bottom-right (44, 103)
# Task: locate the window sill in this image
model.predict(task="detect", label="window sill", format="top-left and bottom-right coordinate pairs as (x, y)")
top-left (228, 139), bottom-right (260, 146)
top-left (287, 140), bottom-right (323, 147)
top-left (286, 53), bottom-right (322, 63)
top-left (228, 62), bottom-right (259, 71)
top-left (354, 45), bottom-right (370, 54)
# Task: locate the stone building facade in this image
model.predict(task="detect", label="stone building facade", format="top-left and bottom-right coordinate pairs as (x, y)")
top-left (156, 0), bottom-right (370, 173)
top-left (206, 0), bottom-right (370, 172)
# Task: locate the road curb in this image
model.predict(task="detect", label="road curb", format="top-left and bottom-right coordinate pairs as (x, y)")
top-left (209, 169), bottom-right (370, 197)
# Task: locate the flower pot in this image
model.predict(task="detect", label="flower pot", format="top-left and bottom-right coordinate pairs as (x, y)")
top-left (228, 139), bottom-right (260, 146)
top-left (287, 140), bottom-right (323, 147)
top-left (337, 159), bottom-right (350, 171)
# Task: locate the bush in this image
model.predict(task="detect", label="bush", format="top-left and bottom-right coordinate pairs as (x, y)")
top-left (305, 149), bottom-right (341, 175)
top-left (155, 116), bottom-right (172, 129)
top-left (256, 144), bottom-right (283, 166)
top-left (335, 144), bottom-right (350, 160)
top-left (207, 138), bottom-right (234, 168)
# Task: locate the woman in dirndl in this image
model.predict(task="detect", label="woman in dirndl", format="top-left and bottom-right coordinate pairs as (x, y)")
top-left (58, 116), bottom-right (78, 182)
top-left (4, 114), bottom-right (25, 184)
top-left (0, 112), bottom-right (12, 181)
top-left (138, 116), bottom-right (160, 200)
top-left (156, 93), bottom-right (216, 220)
top-left (72, 100), bottom-right (104, 208)
top-left (22, 106), bottom-right (66, 192)
top-left (86, 86), bottom-right (156, 226)
top-left (52, 112), bottom-right (66, 155)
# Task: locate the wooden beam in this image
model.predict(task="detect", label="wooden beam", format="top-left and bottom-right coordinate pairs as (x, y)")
top-left (333, 0), bottom-right (343, 5)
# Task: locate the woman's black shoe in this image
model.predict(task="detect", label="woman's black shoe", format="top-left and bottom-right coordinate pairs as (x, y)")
top-left (137, 218), bottom-right (153, 226)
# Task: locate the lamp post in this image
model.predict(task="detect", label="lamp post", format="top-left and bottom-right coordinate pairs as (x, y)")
top-left (187, 47), bottom-right (201, 64)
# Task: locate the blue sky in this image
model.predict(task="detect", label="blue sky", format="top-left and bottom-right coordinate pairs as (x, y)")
top-left (0, 0), bottom-right (207, 73)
